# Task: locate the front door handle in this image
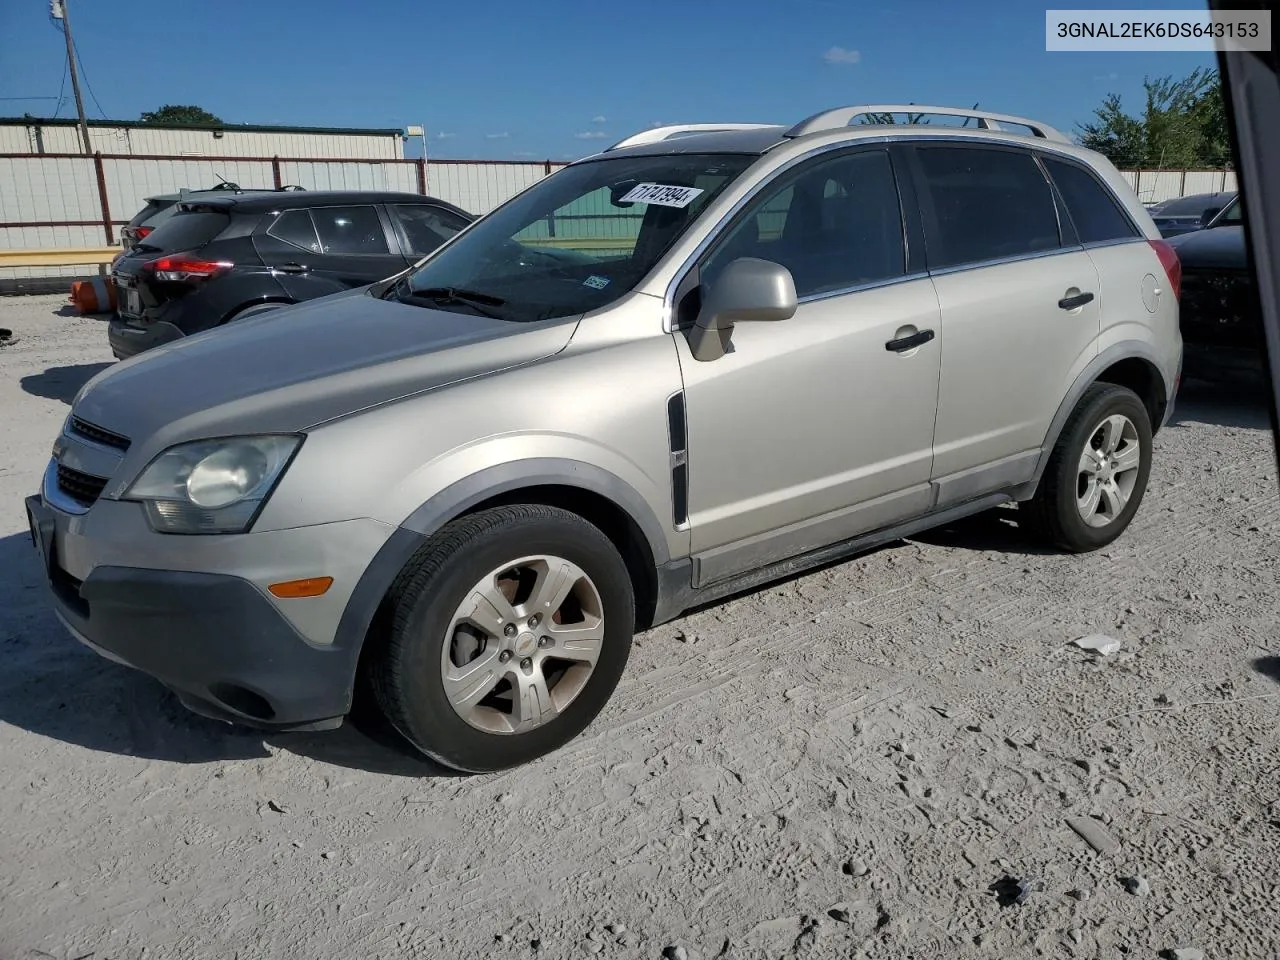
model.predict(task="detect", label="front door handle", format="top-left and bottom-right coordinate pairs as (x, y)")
top-left (1058, 291), bottom-right (1095, 310)
top-left (885, 328), bottom-right (935, 353)
top-left (276, 262), bottom-right (309, 275)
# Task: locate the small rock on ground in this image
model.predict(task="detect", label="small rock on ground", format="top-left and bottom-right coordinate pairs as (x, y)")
top-left (842, 858), bottom-right (870, 877)
top-left (663, 946), bottom-right (688, 960)
top-left (1123, 875), bottom-right (1151, 897)
top-left (1072, 634), bottom-right (1123, 656)
top-left (1162, 948), bottom-right (1205, 960)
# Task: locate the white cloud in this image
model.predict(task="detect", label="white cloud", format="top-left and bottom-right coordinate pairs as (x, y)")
top-left (822, 46), bottom-right (861, 65)
top-left (575, 130), bottom-right (609, 140)
top-left (650, 121), bottom-right (665, 128)
top-left (434, 131), bottom-right (457, 139)
top-left (591, 115), bottom-right (607, 124)
top-left (485, 131), bottom-right (510, 139)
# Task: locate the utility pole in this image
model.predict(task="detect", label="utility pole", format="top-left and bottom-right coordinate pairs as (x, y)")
top-left (50, 0), bottom-right (92, 154)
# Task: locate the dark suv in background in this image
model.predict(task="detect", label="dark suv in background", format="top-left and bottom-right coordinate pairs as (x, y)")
top-left (109, 191), bottom-right (474, 359)
top-left (118, 182), bottom-right (307, 252)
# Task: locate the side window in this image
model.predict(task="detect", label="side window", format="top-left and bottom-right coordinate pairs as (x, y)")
top-left (267, 209), bottom-right (321, 253)
top-left (701, 149), bottom-right (906, 299)
top-left (915, 146), bottom-right (1062, 268)
top-left (310, 205), bottom-right (390, 255)
top-left (1042, 157), bottom-right (1140, 244)
top-left (393, 204), bottom-right (469, 256)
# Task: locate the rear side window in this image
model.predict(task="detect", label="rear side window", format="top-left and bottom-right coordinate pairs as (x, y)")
top-left (268, 209), bottom-right (321, 252)
top-left (311, 205), bottom-right (390, 255)
top-left (128, 200), bottom-right (169, 228)
top-left (915, 146), bottom-right (1061, 268)
top-left (1043, 158), bottom-right (1139, 244)
top-left (135, 210), bottom-right (229, 253)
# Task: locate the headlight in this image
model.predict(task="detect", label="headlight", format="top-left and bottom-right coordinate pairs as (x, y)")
top-left (125, 435), bottom-right (302, 534)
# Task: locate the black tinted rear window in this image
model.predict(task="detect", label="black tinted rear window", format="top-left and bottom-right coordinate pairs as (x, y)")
top-left (915, 146), bottom-right (1062, 268)
top-left (128, 199), bottom-right (170, 228)
top-left (1043, 158), bottom-right (1139, 244)
top-left (135, 210), bottom-right (229, 253)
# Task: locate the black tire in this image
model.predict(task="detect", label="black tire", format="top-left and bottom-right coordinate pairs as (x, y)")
top-left (371, 504), bottom-right (635, 773)
top-left (1021, 382), bottom-right (1153, 552)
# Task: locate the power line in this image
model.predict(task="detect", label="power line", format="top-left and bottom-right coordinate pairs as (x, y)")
top-left (73, 45), bottom-right (108, 119)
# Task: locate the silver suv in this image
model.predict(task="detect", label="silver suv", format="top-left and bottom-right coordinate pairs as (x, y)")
top-left (27, 104), bottom-right (1183, 772)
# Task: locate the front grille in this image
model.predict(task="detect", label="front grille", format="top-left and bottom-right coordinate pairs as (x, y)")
top-left (1179, 268), bottom-right (1263, 350)
top-left (69, 416), bottom-right (131, 451)
top-left (56, 463), bottom-right (109, 507)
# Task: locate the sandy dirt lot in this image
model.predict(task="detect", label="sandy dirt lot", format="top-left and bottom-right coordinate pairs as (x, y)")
top-left (1, 293), bottom-right (1278, 960)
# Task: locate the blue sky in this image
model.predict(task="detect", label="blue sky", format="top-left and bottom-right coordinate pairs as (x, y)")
top-left (0, 0), bottom-right (1217, 160)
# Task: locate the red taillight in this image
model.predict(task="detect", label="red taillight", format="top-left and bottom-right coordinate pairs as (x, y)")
top-left (148, 256), bottom-right (233, 282)
top-left (1148, 238), bottom-right (1181, 301)
top-left (135, 225), bottom-right (153, 239)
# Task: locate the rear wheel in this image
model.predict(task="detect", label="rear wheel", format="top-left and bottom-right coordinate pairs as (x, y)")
top-left (371, 504), bottom-right (635, 773)
top-left (1022, 382), bottom-right (1153, 552)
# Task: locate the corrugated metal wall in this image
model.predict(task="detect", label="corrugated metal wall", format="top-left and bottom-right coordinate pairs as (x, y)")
top-left (1120, 169), bottom-right (1239, 204)
top-left (0, 155), bottom-right (571, 280)
top-left (1, 121), bottom-right (404, 159)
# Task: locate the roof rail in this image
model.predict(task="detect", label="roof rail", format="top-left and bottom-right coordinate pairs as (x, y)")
top-left (608, 123), bottom-right (778, 151)
top-left (785, 104), bottom-right (1070, 143)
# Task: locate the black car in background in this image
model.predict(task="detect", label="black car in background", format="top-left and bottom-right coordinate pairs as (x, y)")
top-left (118, 182), bottom-right (307, 252)
top-left (1166, 195), bottom-right (1264, 383)
top-left (109, 191), bottom-right (474, 359)
top-left (1148, 190), bottom-right (1237, 238)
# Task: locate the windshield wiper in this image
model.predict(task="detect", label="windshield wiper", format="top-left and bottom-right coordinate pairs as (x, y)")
top-left (405, 285), bottom-right (507, 319)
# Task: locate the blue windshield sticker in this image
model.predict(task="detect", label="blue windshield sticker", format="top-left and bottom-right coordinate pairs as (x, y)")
top-left (583, 275), bottom-right (611, 290)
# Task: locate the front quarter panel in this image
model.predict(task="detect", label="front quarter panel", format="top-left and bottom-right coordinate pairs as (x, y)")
top-left (256, 293), bottom-right (689, 563)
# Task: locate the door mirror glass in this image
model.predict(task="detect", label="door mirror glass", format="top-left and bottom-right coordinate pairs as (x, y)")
top-left (688, 257), bottom-right (797, 362)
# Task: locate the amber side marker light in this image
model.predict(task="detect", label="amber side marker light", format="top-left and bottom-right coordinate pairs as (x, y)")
top-left (268, 577), bottom-right (334, 599)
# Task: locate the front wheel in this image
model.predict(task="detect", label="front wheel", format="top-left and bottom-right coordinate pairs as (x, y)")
top-left (1021, 382), bottom-right (1154, 552)
top-left (371, 504), bottom-right (635, 773)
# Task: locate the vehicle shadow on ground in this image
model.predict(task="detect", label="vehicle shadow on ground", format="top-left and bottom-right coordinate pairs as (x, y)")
top-left (20, 362), bottom-right (113, 404)
top-left (908, 505), bottom-right (1056, 556)
top-left (1170, 378), bottom-right (1275, 430)
top-left (0, 532), bottom-right (453, 778)
top-left (1254, 656), bottom-right (1280, 684)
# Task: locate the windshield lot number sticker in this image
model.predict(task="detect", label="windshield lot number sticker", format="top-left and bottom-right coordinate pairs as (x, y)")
top-left (583, 275), bottom-right (611, 290)
top-left (619, 183), bottom-right (704, 208)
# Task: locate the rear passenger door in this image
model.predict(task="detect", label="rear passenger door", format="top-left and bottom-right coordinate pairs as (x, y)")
top-left (258, 204), bottom-right (411, 299)
top-left (909, 143), bottom-right (1102, 501)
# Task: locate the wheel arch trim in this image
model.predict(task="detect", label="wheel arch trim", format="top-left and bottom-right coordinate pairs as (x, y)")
top-left (331, 458), bottom-right (672, 690)
top-left (1026, 340), bottom-right (1171, 491)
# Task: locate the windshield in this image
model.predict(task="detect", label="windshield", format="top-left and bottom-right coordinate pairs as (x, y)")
top-left (1213, 196), bottom-right (1243, 226)
top-left (393, 153), bottom-right (757, 322)
top-left (1155, 193), bottom-right (1230, 217)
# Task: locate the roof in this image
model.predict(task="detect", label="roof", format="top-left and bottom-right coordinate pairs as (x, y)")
top-left (1, 115), bottom-right (402, 137)
top-left (181, 190), bottom-right (472, 217)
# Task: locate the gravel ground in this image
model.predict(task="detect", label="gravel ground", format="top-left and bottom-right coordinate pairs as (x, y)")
top-left (2, 293), bottom-right (1279, 960)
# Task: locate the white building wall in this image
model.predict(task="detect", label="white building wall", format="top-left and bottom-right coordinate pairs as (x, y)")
top-left (1, 121), bottom-right (404, 159)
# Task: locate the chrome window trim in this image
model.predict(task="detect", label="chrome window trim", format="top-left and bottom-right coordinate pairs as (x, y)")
top-left (926, 244), bottom-right (1088, 279)
top-left (796, 271), bottom-right (932, 305)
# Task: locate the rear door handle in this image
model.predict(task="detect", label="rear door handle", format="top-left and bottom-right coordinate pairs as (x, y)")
top-left (276, 262), bottom-right (309, 275)
top-left (885, 329), bottom-right (935, 352)
top-left (1058, 291), bottom-right (1095, 310)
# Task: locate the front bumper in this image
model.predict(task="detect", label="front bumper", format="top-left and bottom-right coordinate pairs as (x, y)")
top-left (25, 491), bottom-right (395, 730)
top-left (108, 316), bottom-right (184, 360)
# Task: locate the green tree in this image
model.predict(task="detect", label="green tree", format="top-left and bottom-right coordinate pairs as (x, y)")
top-left (139, 104), bottom-right (223, 125)
top-left (1078, 68), bottom-right (1231, 168)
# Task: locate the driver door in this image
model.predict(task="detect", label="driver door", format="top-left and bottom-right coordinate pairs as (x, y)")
top-left (672, 147), bottom-right (943, 586)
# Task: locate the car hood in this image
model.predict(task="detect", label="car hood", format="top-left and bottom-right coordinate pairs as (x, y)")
top-left (1166, 225), bottom-right (1246, 270)
top-left (73, 290), bottom-right (578, 450)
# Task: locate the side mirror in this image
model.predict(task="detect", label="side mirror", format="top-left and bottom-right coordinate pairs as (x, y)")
top-left (687, 257), bottom-right (798, 362)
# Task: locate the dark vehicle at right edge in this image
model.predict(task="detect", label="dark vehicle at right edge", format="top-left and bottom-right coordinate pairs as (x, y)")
top-left (1166, 194), bottom-right (1266, 384)
top-left (109, 190), bottom-right (474, 359)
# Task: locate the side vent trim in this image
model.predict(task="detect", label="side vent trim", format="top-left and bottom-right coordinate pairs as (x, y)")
top-left (666, 391), bottom-right (689, 528)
